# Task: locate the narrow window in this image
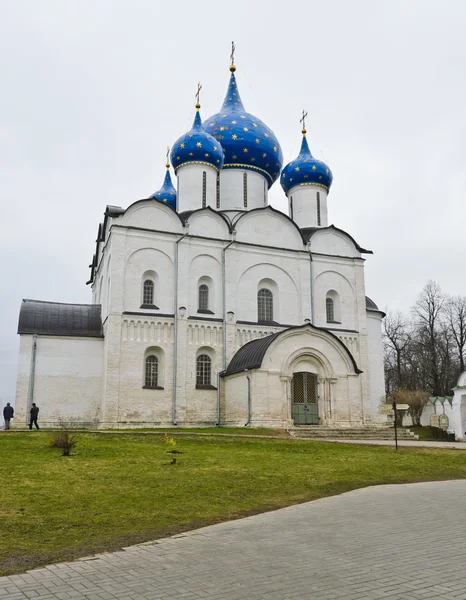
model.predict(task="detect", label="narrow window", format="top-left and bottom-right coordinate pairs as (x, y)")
top-left (202, 171), bottom-right (207, 208)
top-left (198, 284), bottom-right (209, 311)
top-left (258, 288), bottom-right (273, 322)
top-left (196, 354), bottom-right (211, 387)
top-left (143, 279), bottom-right (154, 305)
top-left (290, 196), bottom-right (294, 220)
top-left (145, 355), bottom-right (158, 387)
top-left (243, 172), bottom-right (248, 208)
top-left (216, 172), bottom-right (220, 208)
top-left (264, 179), bottom-right (267, 206)
top-left (326, 297), bottom-right (334, 322)
top-left (317, 191), bottom-right (321, 226)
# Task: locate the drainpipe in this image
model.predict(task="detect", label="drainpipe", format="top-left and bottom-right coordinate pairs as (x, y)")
top-left (308, 242), bottom-right (315, 324)
top-left (244, 368), bottom-right (251, 426)
top-left (216, 233), bottom-right (236, 427)
top-left (172, 224), bottom-right (189, 425)
top-left (27, 334), bottom-right (38, 425)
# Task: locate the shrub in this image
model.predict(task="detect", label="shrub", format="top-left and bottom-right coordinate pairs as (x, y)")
top-left (49, 418), bottom-right (79, 456)
top-left (388, 389), bottom-right (430, 427)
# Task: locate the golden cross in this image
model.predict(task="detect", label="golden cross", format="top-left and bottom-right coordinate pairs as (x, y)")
top-left (230, 41), bottom-right (235, 66)
top-left (300, 110), bottom-right (308, 131)
top-left (166, 146), bottom-right (170, 164)
top-left (195, 82), bottom-right (202, 105)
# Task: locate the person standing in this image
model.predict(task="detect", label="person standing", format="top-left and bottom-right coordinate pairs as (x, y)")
top-left (3, 403), bottom-right (14, 430)
top-left (29, 403), bottom-right (39, 430)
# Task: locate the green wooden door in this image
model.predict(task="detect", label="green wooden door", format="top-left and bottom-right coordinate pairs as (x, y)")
top-left (291, 372), bottom-right (319, 425)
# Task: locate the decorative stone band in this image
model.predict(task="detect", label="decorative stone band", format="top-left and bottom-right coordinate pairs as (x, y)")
top-left (286, 181), bottom-right (330, 192)
top-left (222, 162), bottom-right (274, 184)
top-left (174, 160), bottom-right (221, 173)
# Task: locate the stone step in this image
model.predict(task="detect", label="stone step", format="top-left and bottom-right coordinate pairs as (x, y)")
top-left (288, 428), bottom-right (418, 441)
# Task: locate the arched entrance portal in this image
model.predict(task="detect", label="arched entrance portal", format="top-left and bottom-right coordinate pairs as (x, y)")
top-left (291, 372), bottom-right (318, 425)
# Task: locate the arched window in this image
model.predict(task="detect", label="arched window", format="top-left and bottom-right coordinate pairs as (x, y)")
top-left (258, 288), bottom-right (273, 323)
top-left (243, 172), bottom-right (248, 208)
top-left (202, 171), bottom-right (207, 208)
top-left (317, 191), bottom-right (321, 226)
top-left (145, 355), bottom-right (158, 388)
top-left (198, 284), bottom-right (209, 311)
top-left (216, 172), bottom-right (220, 208)
top-left (326, 297), bottom-right (335, 322)
top-left (196, 354), bottom-right (211, 387)
top-left (143, 279), bottom-right (154, 305)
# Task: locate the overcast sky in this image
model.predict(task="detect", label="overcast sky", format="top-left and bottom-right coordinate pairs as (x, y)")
top-left (1, 0), bottom-right (465, 406)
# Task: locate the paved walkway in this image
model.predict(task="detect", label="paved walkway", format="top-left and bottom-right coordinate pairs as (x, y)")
top-left (323, 439), bottom-right (466, 449)
top-left (2, 481), bottom-right (466, 599)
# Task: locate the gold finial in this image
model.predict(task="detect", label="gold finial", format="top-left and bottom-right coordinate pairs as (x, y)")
top-left (230, 41), bottom-right (236, 72)
top-left (195, 82), bottom-right (202, 109)
top-left (166, 146), bottom-right (170, 168)
top-left (300, 110), bottom-right (308, 135)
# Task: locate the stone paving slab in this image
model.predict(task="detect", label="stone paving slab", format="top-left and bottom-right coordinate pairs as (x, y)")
top-left (2, 481), bottom-right (466, 599)
top-left (322, 439), bottom-right (466, 449)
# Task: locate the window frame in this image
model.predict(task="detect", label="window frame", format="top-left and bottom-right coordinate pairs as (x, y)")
top-left (143, 355), bottom-right (162, 389)
top-left (258, 288), bottom-right (274, 323)
top-left (326, 297), bottom-right (335, 323)
top-left (196, 354), bottom-right (214, 389)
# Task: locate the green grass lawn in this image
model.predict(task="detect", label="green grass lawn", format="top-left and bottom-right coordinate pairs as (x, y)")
top-left (1, 432), bottom-right (466, 576)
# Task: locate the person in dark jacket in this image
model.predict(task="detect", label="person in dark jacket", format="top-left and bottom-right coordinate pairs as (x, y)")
top-left (3, 403), bottom-right (14, 430)
top-left (29, 403), bottom-right (39, 430)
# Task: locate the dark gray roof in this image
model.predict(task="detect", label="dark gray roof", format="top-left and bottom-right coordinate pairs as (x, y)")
top-left (300, 225), bottom-right (373, 254)
top-left (365, 296), bottom-right (379, 310)
top-left (18, 300), bottom-right (103, 337)
top-left (225, 324), bottom-right (362, 376)
top-left (225, 332), bottom-right (281, 375)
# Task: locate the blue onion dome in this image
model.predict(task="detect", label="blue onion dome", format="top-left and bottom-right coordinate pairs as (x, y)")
top-left (149, 162), bottom-right (177, 210)
top-left (280, 128), bottom-right (333, 194)
top-left (171, 103), bottom-right (224, 172)
top-left (203, 65), bottom-right (283, 189)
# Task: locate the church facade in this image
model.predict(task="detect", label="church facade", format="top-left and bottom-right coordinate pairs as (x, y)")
top-left (14, 61), bottom-right (386, 429)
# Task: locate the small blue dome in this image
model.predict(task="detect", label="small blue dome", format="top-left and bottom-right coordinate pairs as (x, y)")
top-left (280, 132), bottom-right (333, 194)
top-left (150, 164), bottom-right (177, 210)
top-left (204, 67), bottom-right (283, 189)
top-left (171, 106), bottom-right (224, 172)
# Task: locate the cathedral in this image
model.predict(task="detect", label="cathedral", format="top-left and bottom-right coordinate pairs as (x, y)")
top-left (14, 58), bottom-right (386, 429)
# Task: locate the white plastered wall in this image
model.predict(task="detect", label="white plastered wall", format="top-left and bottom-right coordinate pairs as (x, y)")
top-left (177, 164), bottom-right (218, 212)
top-left (288, 185), bottom-right (328, 228)
top-left (219, 169), bottom-right (268, 211)
top-left (14, 335), bottom-right (104, 426)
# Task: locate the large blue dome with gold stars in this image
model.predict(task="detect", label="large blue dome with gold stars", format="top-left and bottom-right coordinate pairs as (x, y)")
top-left (149, 164), bottom-right (177, 210)
top-left (280, 130), bottom-right (333, 194)
top-left (204, 66), bottom-right (283, 188)
top-left (171, 106), bottom-right (224, 173)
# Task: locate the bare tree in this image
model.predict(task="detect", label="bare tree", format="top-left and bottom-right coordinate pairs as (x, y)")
top-left (446, 295), bottom-right (466, 373)
top-left (383, 311), bottom-right (410, 391)
top-left (412, 281), bottom-right (446, 396)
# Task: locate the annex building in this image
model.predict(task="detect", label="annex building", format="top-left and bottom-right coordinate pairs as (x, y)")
top-left (14, 59), bottom-right (386, 429)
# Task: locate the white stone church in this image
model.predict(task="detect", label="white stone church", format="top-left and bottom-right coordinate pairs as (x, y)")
top-left (14, 61), bottom-right (386, 429)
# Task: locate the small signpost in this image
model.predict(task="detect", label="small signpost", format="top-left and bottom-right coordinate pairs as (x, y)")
top-left (379, 403), bottom-right (409, 450)
top-left (430, 414), bottom-right (439, 428)
top-left (439, 414), bottom-right (449, 430)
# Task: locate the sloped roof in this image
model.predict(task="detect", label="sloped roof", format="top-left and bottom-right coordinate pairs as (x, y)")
top-left (225, 324), bottom-right (362, 376)
top-left (365, 296), bottom-right (379, 310)
top-left (18, 299), bottom-right (103, 337)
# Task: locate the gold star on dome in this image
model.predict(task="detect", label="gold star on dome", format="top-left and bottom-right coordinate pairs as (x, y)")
top-left (232, 134), bottom-right (238, 140)
top-left (214, 146), bottom-right (218, 151)
top-left (170, 191), bottom-right (174, 195)
top-left (189, 152), bottom-right (193, 156)
top-left (205, 153), bottom-right (209, 157)
top-left (262, 153), bottom-right (266, 158)
top-left (240, 115), bottom-right (246, 119)
top-left (243, 148), bottom-right (248, 153)
top-left (209, 123), bottom-right (215, 127)
top-left (163, 199), bottom-right (167, 203)
top-left (266, 163), bottom-right (270, 167)
top-left (196, 142), bottom-right (202, 148)
top-left (180, 143), bottom-right (185, 149)
top-left (326, 169), bottom-right (329, 174)
top-left (255, 138), bottom-right (260, 144)
top-left (312, 165), bottom-right (317, 170)
top-left (243, 127), bottom-right (248, 131)
top-left (282, 173), bottom-right (286, 178)
top-left (232, 120), bottom-right (237, 124)
top-left (253, 123), bottom-right (257, 127)
top-left (229, 97), bottom-right (232, 100)
top-left (217, 159), bottom-right (220, 163)
top-left (273, 146), bottom-right (277, 152)
top-left (233, 92), bottom-right (237, 96)
top-left (220, 126), bottom-right (225, 131)
top-left (264, 133), bottom-right (269, 138)
top-left (177, 156), bottom-right (181, 160)
top-left (189, 134), bottom-right (193, 138)
top-left (319, 175), bottom-right (323, 179)
top-left (289, 177), bottom-right (293, 182)
top-left (251, 157), bottom-right (255, 162)
top-left (222, 114), bottom-right (227, 117)
top-left (232, 155), bottom-right (237, 159)
top-left (295, 167), bottom-right (300, 171)
top-left (304, 174), bottom-right (308, 179)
